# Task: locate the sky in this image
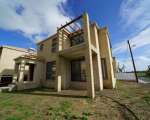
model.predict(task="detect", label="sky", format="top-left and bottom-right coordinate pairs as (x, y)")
top-left (0, 0), bottom-right (150, 72)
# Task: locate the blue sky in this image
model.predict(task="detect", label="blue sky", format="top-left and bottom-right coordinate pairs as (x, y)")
top-left (0, 0), bottom-right (150, 71)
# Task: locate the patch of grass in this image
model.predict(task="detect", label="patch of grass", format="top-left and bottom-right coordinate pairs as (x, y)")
top-left (49, 106), bottom-right (56, 110)
top-left (22, 91), bottom-right (30, 94)
top-left (137, 73), bottom-right (146, 76)
top-left (65, 110), bottom-right (72, 119)
top-left (59, 101), bottom-right (72, 112)
top-left (71, 114), bottom-right (81, 119)
top-left (37, 114), bottom-right (43, 119)
top-left (105, 114), bottom-right (110, 118)
top-left (6, 111), bottom-right (11, 114)
top-left (6, 115), bottom-right (26, 120)
top-left (25, 111), bottom-right (31, 117)
top-left (56, 110), bottom-right (62, 116)
top-left (3, 100), bottom-right (13, 106)
top-left (48, 111), bottom-right (53, 115)
top-left (116, 81), bottom-right (123, 85)
top-left (82, 116), bottom-right (89, 120)
top-left (84, 111), bottom-right (93, 116)
top-left (86, 98), bottom-right (94, 104)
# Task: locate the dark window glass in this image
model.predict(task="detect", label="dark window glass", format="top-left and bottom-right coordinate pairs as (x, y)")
top-left (71, 59), bottom-right (86, 81)
top-left (46, 61), bottom-right (56, 80)
top-left (53, 38), bottom-right (57, 42)
top-left (52, 43), bottom-right (57, 47)
top-left (101, 58), bottom-right (108, 79)
top-left (40, 44), bottom-right (43, 50)
top-left (71, 33), bottom-right (84, 47)
top-left (52, 48), bottom-right (56, 52)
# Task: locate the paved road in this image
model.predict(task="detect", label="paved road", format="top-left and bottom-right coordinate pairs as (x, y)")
top-left (138, 76), bottom-right (150, 83)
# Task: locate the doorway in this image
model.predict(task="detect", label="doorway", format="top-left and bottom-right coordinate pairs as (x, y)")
top-left (71, 59), bottom-right (86, 81)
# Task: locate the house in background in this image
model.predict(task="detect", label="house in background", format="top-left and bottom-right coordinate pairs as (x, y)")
top-left (0, 46), bottom-right (36, 85)
top-left (146, 65), bottom-right (150, 76)
top-left (11, 12), bottom-right (116, 98)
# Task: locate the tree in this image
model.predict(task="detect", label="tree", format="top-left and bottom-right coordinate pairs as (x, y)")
top-left (117, 65), bottom-right (126, 73)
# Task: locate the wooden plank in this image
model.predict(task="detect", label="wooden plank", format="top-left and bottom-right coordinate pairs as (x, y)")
top-left (77, 14), bottom-right (83, 23)
top-left (61, 25), bottom-right (71, 33)
top-left (71, 18), bottom-right (81, 29)
top-left (59, 15), bottom-right (83, 29)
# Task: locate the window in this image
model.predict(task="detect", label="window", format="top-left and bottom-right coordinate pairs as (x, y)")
top-left (71, 59), bottom-right (86, 81)
top-left (46, 61), bottom-right (56, 80)
top-left (53, 38), bottom-right (57, 42)
top-left (101, 58), bottom-right (108, 79)
top-left (52, 48), bottom-right (56, 52)
top-left (52, 38), bottom-right (57, 52)
top-left (52, 43), bottom-right (57, 47)
top-left (71, 33), bottom-right (84, 47)
top-left (40, 44), bottom-right (44, 50)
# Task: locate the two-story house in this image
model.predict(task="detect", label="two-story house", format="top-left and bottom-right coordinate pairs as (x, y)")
top-left (12, 13), bottom-right (116, 98)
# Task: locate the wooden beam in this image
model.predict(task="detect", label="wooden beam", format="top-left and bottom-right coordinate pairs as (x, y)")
top-left (77, 14), bottom-right (83, 23)
top-left (68, 23), bottom-right (76, 32)
top-left (61, 25), bottom-right (71, 34)
top-left (59, 15), bottom-right (83, 29)
top-left (71, 18), bottom-right (81, 29)
top-left (61, 30), bottom-right (68, 36)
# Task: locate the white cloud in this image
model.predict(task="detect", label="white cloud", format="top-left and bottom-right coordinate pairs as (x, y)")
top-left (138, 56), bottom-right (150, 62)
top-left (113, 0), bottom-right (150, 54)
top-left (0, 0), bottom-right (73, 43)
top-left (113, 0), bottom-right (150, 71)
top-left (119, 0), bottom-right (150, 32)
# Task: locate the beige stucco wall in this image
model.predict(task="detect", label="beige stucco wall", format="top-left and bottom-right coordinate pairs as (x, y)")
top-left (99, 27), bottom-right (116, 88)
top-left (14, 58), bottom-right (44, 90)
top-left (37, 34), bottom-right (57, 88)
top-left (0, 47), bottom-right (30, 76)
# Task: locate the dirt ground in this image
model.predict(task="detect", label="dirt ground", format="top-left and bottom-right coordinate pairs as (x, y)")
top-left (0, 81), bottom-right (150, 120)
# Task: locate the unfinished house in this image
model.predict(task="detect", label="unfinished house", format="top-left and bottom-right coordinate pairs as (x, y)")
top-left (12, 13), bottom-right (116, 98)
top-left (0, 46), bottom-right (36, 85)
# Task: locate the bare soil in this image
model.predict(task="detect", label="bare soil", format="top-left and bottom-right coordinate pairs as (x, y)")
top-left (0, 81), bottom-right (150, 120)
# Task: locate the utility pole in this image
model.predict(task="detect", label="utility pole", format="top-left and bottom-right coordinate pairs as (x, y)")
top-left (127, 40), bottom-right (138, 83)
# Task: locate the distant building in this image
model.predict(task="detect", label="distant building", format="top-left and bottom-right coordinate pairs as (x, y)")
top-left (0, 46), bottom-right (36, 84)
top-left (146, 65), bottom-right (150, 76)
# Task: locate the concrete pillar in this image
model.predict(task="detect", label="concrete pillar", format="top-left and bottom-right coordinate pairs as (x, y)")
top-left (27, 64), bottom-right (31, 81)
top-left (55, 29), bottom-right (63, 92)
top-left (92, 24), bottom-right (103, 91)
top-left (17, 60), bottom-right (26, 90)
top-left (83, 13), bottom-right (95, 98)
top-left (12, 63), bottom-right (19, 82)
top-left (99, 27), bottom-right (115, 88)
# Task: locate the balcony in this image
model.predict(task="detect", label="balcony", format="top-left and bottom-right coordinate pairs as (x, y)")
top-left (59, 43), bottom-right (85, 58)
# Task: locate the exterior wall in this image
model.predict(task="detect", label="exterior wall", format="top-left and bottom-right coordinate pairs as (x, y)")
top-left (15, 58), bottom-right (44, 90)
top-left (37, 34), bottom-right (57, 88)
top-left (99, 27), bottom-right (116, 89)
top-left (0, 47), bottom-right (31, 83)
top-left (0, 47), bottom-right (30, 75)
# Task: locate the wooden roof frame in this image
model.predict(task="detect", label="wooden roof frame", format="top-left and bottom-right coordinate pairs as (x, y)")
top-left (58, 12), bottom-right (93, 38)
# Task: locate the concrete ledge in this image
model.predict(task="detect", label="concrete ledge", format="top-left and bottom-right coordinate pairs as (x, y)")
top-left (23, 81), bottom-right (36, 84)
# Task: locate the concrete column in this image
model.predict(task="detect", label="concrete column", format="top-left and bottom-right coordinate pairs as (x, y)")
top-left (55, 29), bottom-right (63, 92)
top-left (17, 60), bottom-right (26, 90)
top-left (83, 13), bottom-right (95, 98)
top-left (12, 63), bottom-right (19, 82)
top-left (93, 24), bottom-right (103, 91)
top-left (27, 64), bottom-right (30, 81)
